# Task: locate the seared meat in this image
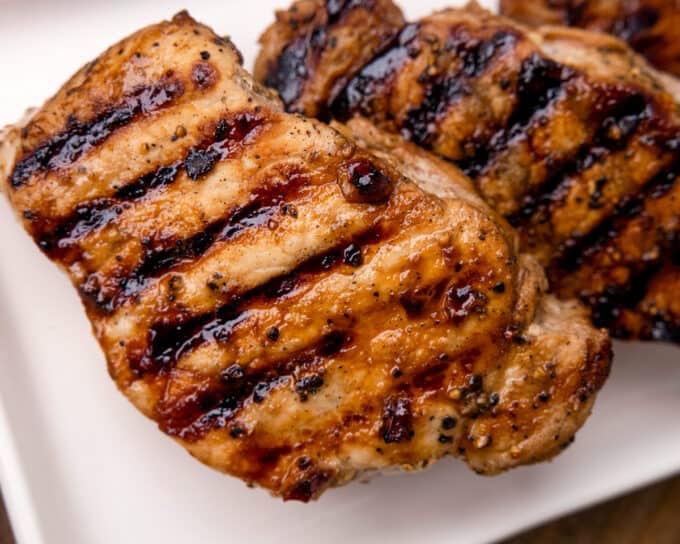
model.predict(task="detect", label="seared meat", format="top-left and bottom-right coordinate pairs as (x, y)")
top-left (256, 0), bottom-right (680, 342)
top-left (0, 13), bottom-right (611, 500)
top-left (500, 0), bottom-right (680, 77)
top-left (254, 0), bottom-right (406, 118)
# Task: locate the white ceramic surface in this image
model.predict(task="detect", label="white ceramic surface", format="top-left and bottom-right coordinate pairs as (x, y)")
top-left (0, 1), bottom-right (679, 543)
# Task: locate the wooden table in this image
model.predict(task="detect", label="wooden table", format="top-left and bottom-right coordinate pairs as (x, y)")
top-left (2, 475), bottom-right (680, 543)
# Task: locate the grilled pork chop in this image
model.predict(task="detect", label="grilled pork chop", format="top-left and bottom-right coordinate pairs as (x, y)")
top-left (256, 0), bottom-right (680, 342)
top-left (499, 0), bottom-right (680, 77)
top-left (0, 12), bottom-right (611, 501)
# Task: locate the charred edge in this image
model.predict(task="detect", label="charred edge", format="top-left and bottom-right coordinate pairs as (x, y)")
top-left (10, 77), bottom-right (184, 188)
top-left (458, 53), bottom-right (575, 178)
top-left (264, 0), bottom-right (376, 110)
top-left (403, 30), bottom-right (518, 147)
top-left (284, 471), bottom-right (331, 502)
top-left (157, 330), bottom-right (351, 441)
top-left (554, 157), bottom-right (678, 275)
top-left (39, 112), bottom-right (265, 261)
top-left (331, 23), bottom-right (420, 120)
top-left (133, 226), bottom-right (385, 375)
top-left (507, 90), bottom-right (650, 227)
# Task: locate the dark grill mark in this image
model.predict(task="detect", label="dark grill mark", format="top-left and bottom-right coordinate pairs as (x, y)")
top-left (86, 165), bottom-right (304, 313)
top-left (114, 163), bottom-right (181, 200)
top-left (11, 77), bottom-right (184, 188)
top-left (265, 37), bottom-right (310, 108)
top-left (295, 374), bottom-right (324, 401)
top-left (342, 243), bottom-right (363, 266)
top-left (156, 330), bottom-right (350, 441)
top-left (264, 0), bottom-right (375, 111)
top-left (39, 112), bottom-right (265, 265)
top-left (326, 0), bottom-right (373, 25)
top-left (381, 395), bottom-right (413, 443)
top-left (403, 30), bottom-right (517, 147)
top-left (508, 90), bottom-right (650, 226)
top-left (612, 6), bottom-right (660, 43)
top-left (554, 158), bottom-right (678, 275)
top-left (459, 53), bottom-right (575, 177)
top-left (134, 229), bottom-right (383, 374)
top-left (332, 23), bottom-right (420, 119)
top-left (184, 148), bottom-right (220, 180)
top-left (587, 260), bottom-right (665, 337)
top-left (37, 163), bottom-right (183, 259)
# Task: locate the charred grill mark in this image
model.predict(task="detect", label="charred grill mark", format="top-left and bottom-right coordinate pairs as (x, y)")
top-left (37, 112), bottom-right (266, 264)
top-left (554, 158), bottom-right (679, 275)
top-left (587, 259), bottom-right (665, 338)
top-left (156, 330), bottom-right (352, 441)
top-left (10, 77), bottom-right (184, 188)
top-left (612, 6), bottom-right (660, 44)
top-left (331, 23), bottom-right (420, 119)
top-left (507, 90), bottom-right (651, 226)
top-left (82, 165), bottom-right (305, 314)
top-left (265, 36), bottom-right (311, 108)
top-left (37, 163), bottom-right (182, 257)
top-left (402, 30), bottom-right (518, 147)
top-left (263, 0), bottom-right (377, 110)
top-left (133, 227), bottom-right (385, 375)
top-left (325, 0), bottom-right (374, 24)
top-left (459, 53), bottom-right (575, 177)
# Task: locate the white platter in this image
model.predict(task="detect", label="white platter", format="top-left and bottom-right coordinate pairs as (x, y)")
top-left (0, 0), bottom-right (679, 542)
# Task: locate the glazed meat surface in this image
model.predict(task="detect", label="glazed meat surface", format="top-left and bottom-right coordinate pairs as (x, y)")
top-left (500, 0), bottom-right (680, 77)
top-left (255, 0), bottom-right (406, 118)
top-left (256, 0), bottom-right (680, 342)
top-left (0, 13), bottom-right (612, 500)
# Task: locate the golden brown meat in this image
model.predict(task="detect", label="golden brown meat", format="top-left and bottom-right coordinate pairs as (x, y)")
top-left (256, 0), bottom-right (680, 342)
top-left (0, 13), bottom-right (611, 500)
top-left (500, 0), bottom-right (680, 77)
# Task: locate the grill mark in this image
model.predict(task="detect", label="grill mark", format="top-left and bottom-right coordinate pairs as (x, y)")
top-left (263, 0), bottom-right (377, 110)
top-left (553, 159), bottom-right (679, 275)
top-left (156, 330), bottom-right (353, 441)
top-left (587, 259), bottom-right (666, 338)
top-left (331, 23), bottom-right (420, 120)
top-left (10, 76), bottom-right (184, 188)
top-left (133, 226), bottom-right (386, 376)
top-left (458, 53), bottom-right (576, 178)
top-left (81, 166), bottom-right (306, 314)
top-left (611, 6), bottom-right (660, 44)
top-left (507, 90), bottom-right (651, 226)
top-left (37, 112), bottom-right (266, 261)
top-left (37, 163), bottom-right (182, 257)
top-left (402, 30), bottom-right (518, 147)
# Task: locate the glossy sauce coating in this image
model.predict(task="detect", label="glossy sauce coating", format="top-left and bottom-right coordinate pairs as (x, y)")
top-left (256, 0), bottom-right (680, 342)
top-left (1, 12), bottom-right (611, 501)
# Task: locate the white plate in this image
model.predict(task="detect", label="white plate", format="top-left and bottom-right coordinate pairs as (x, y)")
top-left (0, 1), bottom-right (679, 543)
